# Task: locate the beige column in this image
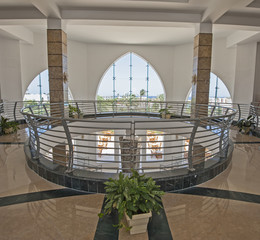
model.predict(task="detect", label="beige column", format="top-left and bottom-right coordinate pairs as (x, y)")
top-left (191, 24), bottom-right (212, 118)
top-left (47, 19), bottom-right (68, 117)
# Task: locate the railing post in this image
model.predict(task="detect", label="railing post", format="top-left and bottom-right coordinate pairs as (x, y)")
top-left (94, 101), bottom-right (97, 118)
top-left (27, 115), bottom-right (40, 159)
top-left (187, 120), bottom-right (199, 171)
top-left (13, 101), bottom-right (18, 121)
top-left (237, 104), bottom-right (241, 120)
top-left (210, 106), bottom-right (216, 117)
top-left (219, 118), bottom-right (227, 158)
top-left (75, 101), bottom-right (80, 117)
top-left (181, 103), bottom-right (185, 117)
top-left (43, 104), bottom-right (49, 116)
top-left (62, 119), bottom-right (74, 173)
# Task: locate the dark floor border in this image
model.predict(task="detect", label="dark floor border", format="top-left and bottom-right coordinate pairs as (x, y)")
top-left (148, 207), bottom-right (173, 240)
top-left (0, 188), bottom-right (91, 208)
top-left (233, 141), bottom-right (260, 144)
top-left (173, 187), bottom-right (260, 204)
top-left (94, 198), bottom-right (119, 240)
top-left (0, 142), bottom-right (25, 145)
top-left (1, 185), bottom-right (260, 209)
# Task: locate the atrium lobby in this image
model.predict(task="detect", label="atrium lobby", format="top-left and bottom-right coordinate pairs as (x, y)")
top-left (0, 0), bottom-right (260, 240)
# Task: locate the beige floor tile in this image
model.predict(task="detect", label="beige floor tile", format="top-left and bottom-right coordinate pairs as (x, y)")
top-left (0, 144), bottom-right (62, 197)
top-left (0, 194), bottom-right (104, 240)
top-left (200, 143), bottom-right (260, 195)
top-left (163, 193), bottom-right (260, 240)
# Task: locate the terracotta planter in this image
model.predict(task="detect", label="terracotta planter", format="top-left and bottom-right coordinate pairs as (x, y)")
top-left (125, 211), bottom-right (152, 235)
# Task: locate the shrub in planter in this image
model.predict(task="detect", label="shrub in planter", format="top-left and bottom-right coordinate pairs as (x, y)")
top-left (159, 108), bottom-right (171, 119)
top-left (98, 169), bottom-right (164, 234)
top-left (0, 116), bottom-right (19, 135)
top-left (69, 104), bottom-right (81, 118)
top-left (236, 115), bottom-right (256, 134)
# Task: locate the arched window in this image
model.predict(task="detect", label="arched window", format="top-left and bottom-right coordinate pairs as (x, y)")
top-left (97, 52), bottom-right (165, 101)
top-left (24, 69), bottom-right (73, 101)
top-left (186, 73), bottom-right (232, 103)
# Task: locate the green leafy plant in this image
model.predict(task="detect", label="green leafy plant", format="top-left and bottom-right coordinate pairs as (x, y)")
top-left (159, 108), bottom-right (170, 115)
top-left (236, 115), bottom-right (255, 134)
top-left (0, 116), bottom-right (19, 135)
top-left (69, 104), bottom-right (80, 118)
top-left (98, 169), bottom-right (164, 230)
top-left (159, 107), bottom-right (172, 118)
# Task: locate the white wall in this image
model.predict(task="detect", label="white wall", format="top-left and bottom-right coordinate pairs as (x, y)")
top-left (233, 42), bottom-right (257, 104)
top-left (0, 31), bottom-right (257, 104)
top-left (211, 38), bottom-right (237, 99)
top-left (0, 36), bottom-right (23, 101)
top-left (20, 32), bottom-right (48, 97)
top-left (67, 40), bottom-right (88, 100)
top-left (82, 44), bottom-right (175, 100)
top-left (172, 43), bottom-right (193, 101)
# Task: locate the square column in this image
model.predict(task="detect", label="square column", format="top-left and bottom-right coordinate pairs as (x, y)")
top-left (47, 20), bottom-right (68, 117)
top-left (191, 24), bottom-right (212, 118)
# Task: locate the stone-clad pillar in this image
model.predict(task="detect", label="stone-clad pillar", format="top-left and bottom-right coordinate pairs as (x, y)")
top-left (191, 24), bottom-right (212, 118)
top-left (47, 19), bottom-right (68, 117)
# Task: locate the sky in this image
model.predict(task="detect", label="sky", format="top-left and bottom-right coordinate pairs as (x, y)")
top-left (97, 53), bottom-right (165, 97)
top-left (25, 55), bottom-right (231, 100)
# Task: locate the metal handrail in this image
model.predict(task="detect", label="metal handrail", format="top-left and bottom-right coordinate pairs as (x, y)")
top-left (1, 100), bottom-right (259, 174)
top-left (17, 100), bottom-right (238, 174)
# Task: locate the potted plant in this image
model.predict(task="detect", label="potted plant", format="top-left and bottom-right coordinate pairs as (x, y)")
top-left (236, 115), bottom-right (256, 134)
top-left (98, 169), bottom-right (164, 235)
top-left (0, 116), bottom-right (19, 135)
top-left (69, 104), bottom-right (82, 118)
top-left (159, 107), bottom-right (171, 119)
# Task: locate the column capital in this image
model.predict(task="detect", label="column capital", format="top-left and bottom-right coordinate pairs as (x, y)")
top-left (47, 18), bottom-right (66, 31)
top-left (195, 23), bottom-right (212, 35)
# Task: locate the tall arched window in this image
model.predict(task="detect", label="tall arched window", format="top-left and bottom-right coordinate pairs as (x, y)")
top-left (186, 73), bottom-right (232, 103)
top-left (97, 52), bottom-right (165, 101)
top-left (24, 69), bottom-right (73, 101)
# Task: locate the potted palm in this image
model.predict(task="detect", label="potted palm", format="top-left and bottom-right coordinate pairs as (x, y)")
top-left (236, 115), bottom-right (256, 134)
top-left (98, 169), bottom-right (164, 235)
top-left (0, 116), bottom-right (19, 135)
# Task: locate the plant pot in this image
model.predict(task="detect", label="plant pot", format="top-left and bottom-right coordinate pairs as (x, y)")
top-left (161, 113), bottom-right (171, 119)
top-left (125, 211), bottom-right (152, 235)
top-left (243, 127), bottom-right (251, 134)
top-left (165, 113), bottom-right (171, 119)
top-left (4, 127), bottom-right (14, 134)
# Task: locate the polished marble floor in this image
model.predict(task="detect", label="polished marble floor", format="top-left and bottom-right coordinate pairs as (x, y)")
top-left (0, 126), bottom-right (259, 240)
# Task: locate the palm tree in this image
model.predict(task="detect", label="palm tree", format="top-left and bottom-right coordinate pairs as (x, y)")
top-left (140, 89), bottom-right (146, 101)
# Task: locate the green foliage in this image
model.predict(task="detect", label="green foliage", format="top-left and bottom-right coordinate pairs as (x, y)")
top-left (0, 116), bottom-right (19, 135)
top-left (236, 115), bottom-right (255, 134)
top-left (99, 169), bottom-right (164, 230)
top-left (140, 89), bottom-right (146, 99)
top-left (69, 104), bottom-right (80, 118)
top-left (158, 94), bottom-right (165, 102)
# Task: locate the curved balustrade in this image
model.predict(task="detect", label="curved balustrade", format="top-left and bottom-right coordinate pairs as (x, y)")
top-left (0, 100), bottom-right (259, 127)
top-left (19, 101), bottom-right (237, 174)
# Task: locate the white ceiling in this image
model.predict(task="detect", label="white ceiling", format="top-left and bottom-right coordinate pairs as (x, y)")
top-left (0, 0), bottom-right (260, 46)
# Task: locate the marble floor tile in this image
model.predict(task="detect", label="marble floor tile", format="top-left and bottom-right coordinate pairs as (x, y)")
top-left (200, 143), bottom-right (260, 195)
top-left (0, 144), bottom-right (63, 197)
top-left (163, 193), bottom-right (260, 240)
top-left (0, 194), bottom-right (104, 240)
top-left (0, 124), bottom-right (28, 143)
top-left (230, 128), bottom-right (260, 143)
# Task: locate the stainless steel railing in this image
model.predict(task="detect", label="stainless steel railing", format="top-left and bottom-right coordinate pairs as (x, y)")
top-left (20, 101), bottom-right (237, 173)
